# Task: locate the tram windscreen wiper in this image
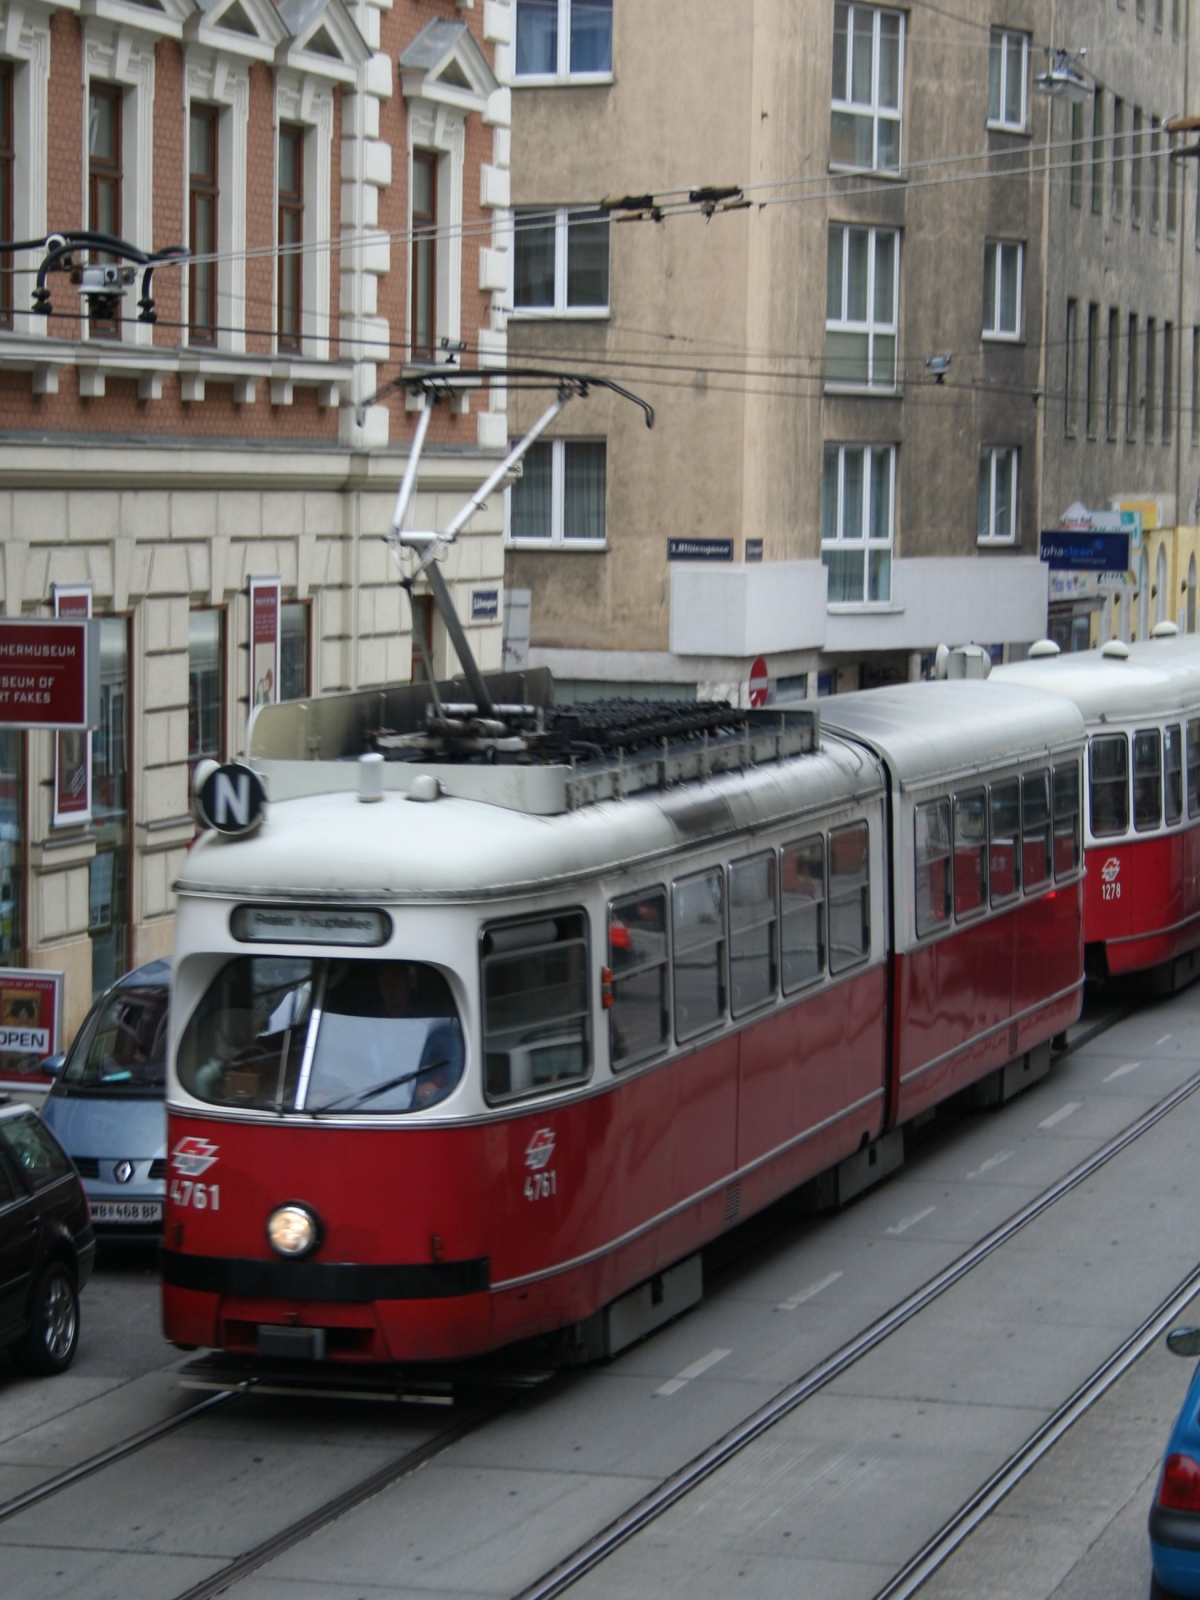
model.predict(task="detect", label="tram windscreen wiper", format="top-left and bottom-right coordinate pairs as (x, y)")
top-left (312, 1067), bottom-right (425, 1114)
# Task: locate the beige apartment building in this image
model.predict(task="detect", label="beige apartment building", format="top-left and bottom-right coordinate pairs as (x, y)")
top-left (504, 0), bottom-right (1200, 699)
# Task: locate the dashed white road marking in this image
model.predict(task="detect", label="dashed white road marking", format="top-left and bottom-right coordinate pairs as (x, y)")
top-left (1157, 1034), bottom-right (1173, 1047)
top-left (967, 1150), bottom-right (1013, 1180)
top-left (886, 1205), bottom-right (936, 1236)
top-left (776, 1271), bottom-right (843, 1313)
top-left (1104, 1061), bottom-right (1141, 1082)
top-left (654, 1348), bottom-right (732, 1397)
top-left (1039, 1101), bottom-right (1082, 1129)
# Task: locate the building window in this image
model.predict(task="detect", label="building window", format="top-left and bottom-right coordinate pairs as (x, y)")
top-left (1065, 298), bottom-right (1079, 435)
top-left (1112, 98), bottom-right (1125, 217)
top-left (91, 616), bottom-right (130, 996)
top-left (1132, 107), bottom-right (1144, 226)
top-left (280, 602), bottom-right (310, 701)
top-left (1147, 316), bottom-right (1158, 439)
top-left (277, 122), bottom-right (303, 355)
top-left (0, 731), bottom-right (22, 964)
top-left (1092, 88), bottom-right (1104, 213)
top-left (514, 0), bottom-right (612, 81)
top-left (411, 149), bottom-right (437, 358)
top-left (978, 447), bottom-right (1018, 544)
top-left (1151, 117), bottom-right (1162, 231)
top-left (982, 240), bottom-right (1021, 338)
top-left (88, 84), bottom-right (122, 339)
top-left (1168, 132), bottom-right (1179, 236)
top-left (831, 3), bottom-right (903, 172)
top-left (1107, 307), bottom-right (1120, 439)
top-left (1164, 321), bottom-right (1175, 443)
top-left (821, 443), bottom-right (895, 603)
top-left (987, 29), bottom-right (1026, 130)
top-left (1070, 100), bottom-right (1084, 206)
top-left (1086, 302), bottom-right (1100, 439)
top-left (826, 224), bottom-right (898, 388)
top-left (188, 610), bottom-right (223, 782)
top-left (410, 594), bottom-right (436, 683)
top-left (506, 438), bottom-right (607, 545)
top-left (189, 106), bottom-right (218, 345)
top-left (0, 64), bottom-right (12, 330)
top-left (513, 207), bottom-right (609, 315)
top-left (1127, 314), bottom-right (1139, 439)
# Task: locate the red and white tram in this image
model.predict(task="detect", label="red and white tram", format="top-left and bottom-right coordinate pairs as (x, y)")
top-left (996, 636), bottom-right (1200, 986)
top-left (162, 671), bottom-right (1086, 1367)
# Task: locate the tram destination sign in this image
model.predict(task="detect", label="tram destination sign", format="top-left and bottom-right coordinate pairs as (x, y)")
top-left (0, 618), bottom-right (100, 731)
top-left (1039, 530), bottom-right (1131, 572)
top-left (231, 905), bottom-right (393, 946)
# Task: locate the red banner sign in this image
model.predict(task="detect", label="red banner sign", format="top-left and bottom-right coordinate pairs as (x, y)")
top-left (0, 617), bottom-right (99, 731)
top-left (250, 576), bottom-right (281, 709)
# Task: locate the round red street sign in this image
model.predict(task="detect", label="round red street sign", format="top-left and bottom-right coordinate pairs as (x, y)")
top-left (748, 656), bottom-right (769, 707)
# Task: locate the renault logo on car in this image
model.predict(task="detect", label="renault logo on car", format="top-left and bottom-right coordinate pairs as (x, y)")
top-left (113, 1159), bottom-right (134, 1184)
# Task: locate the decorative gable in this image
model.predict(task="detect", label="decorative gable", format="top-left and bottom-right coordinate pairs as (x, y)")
top-left (277, 0), bottom-right (369, 83)
top-left (399, 18), bottom-right (497, 114)
top-left (184, 0), bottom-right (286, 59)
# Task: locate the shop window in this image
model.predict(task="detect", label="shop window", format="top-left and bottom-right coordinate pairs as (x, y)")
top-left (91, 617), bottom-right (130, 997)
top-left (0, 731), bottom-right (23, 962)
top-left (280, 602), bottom-right (309, 701)
top-left (188, 609), bottom-right (224, 781)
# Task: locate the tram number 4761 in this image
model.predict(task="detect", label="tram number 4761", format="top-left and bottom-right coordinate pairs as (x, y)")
top-left (169, 1178), bottom-right (220, 1210)
top-left (525, 1170), bottom-right (557, 1201)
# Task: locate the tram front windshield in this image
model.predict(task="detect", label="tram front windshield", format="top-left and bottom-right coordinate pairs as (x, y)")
top-left (177, 957), bottom-right (465, 1113)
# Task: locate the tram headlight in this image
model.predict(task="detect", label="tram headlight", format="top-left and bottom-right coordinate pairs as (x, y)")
top-left (266, 1203), bottom-right (322, 1259)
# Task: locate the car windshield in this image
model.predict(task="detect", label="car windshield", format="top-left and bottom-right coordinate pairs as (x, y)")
top-left (62, 983), bottom-right (169, 1093)
top-left (177, 956), bottom-right (465, 1115)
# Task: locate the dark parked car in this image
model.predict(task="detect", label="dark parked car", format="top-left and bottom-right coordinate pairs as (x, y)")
top-left (40, 959), bottom-right (170, 1238)
top-left (0, 1100), bottom-right (94, 1374)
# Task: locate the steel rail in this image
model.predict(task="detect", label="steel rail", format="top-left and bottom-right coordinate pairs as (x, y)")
top-left (171, 1398), bottom-right (509, 1600)
top-left (511, 1044), bottom-right (1200, 1600)
top-left (873, 1262), bottom-right (1200, 1600)
top-left (0, 1387), bottom-right (242, 1525)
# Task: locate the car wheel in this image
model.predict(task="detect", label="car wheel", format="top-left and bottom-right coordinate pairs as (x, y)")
top-left (14, 1262), bottom-right (79, 1376)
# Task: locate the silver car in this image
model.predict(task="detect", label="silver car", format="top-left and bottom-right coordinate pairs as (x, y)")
top-left (40, 959), bottom-right (170, 1238)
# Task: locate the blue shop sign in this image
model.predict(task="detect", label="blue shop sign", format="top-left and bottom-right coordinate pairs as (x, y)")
top-left (1039, 530), bottom-right (1131, 572)
top-left (667, 538), bottom-right (734, 562)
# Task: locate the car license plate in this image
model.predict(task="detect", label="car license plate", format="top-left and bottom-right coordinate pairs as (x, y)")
top-left (90, 1201), bottom-right (163, 1224)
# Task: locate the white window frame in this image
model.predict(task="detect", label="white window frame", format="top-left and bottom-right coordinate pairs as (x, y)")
top-left (514, 0), bottom-right (614, 85)
top-left (405, 107), bottom-right (465, 354)
top-left (510, 206), bottom-right (609, 318)
top-left (504, 437), bottom-right (608, 548)
top-left (978, 447), bottom-right (1019, 545)
top-left (987, 29), bottom-right (1028, 132)
top-left (821, 443), bottom-right (896, 605)
top-left (830, 3), bottom-right (904, 174)
top-left (825, 224), bottom-right (899, 391)
top-left (982, 240), bottom-right (1023, 340)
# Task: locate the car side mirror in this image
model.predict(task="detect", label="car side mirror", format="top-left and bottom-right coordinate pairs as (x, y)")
top-left (1167, 1327), bottom-right (1200, 1357)
top-left (39, 1054), bottom-right (65, 1079)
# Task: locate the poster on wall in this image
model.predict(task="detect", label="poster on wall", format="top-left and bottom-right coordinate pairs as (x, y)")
top-left (249, 576), bottom-right (281, 710)
top-left (0, 968), bottom-right (63, 1089)
top-left (53, 584), bottom-right (92, 827)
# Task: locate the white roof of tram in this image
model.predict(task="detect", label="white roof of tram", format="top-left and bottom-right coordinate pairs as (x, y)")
top-left (993, 645), bottom-right (1200, 721)
top-left (819, 680), bottom-right (1086, 789)
top-left (177, 737), bottom-right (883, 903)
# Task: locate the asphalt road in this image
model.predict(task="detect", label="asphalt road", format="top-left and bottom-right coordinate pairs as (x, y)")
top-left (2, 990), bottom-right (1199, 1600)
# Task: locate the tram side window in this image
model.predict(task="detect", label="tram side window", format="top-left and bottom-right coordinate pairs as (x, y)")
top-left (914, 799), bottom-right (952, 938)
top-left (609, 889), bottom-right (669, 1069)
top-left (953, 790), bottom-right (988, 917)
top-left (672, 870), bottom-right (726, 1041)
top-left (781, 836), bottom-right (825, 993)
top-left (989, 779), bottom-right (1021, 904)
top-left (1188, 720), bottom-right (1200, 818)
top-left (1053, 761), bottom-right (1081, 877)
top-left (1090, 734), bottom-right (1129, 837)
top-left (481, 911), bottom-right (590, 1102)
top-left (1021, 770), bottom-right (1051, 891)
top-left (828, 821), bottom-right (870, 973)
top-left (1165, 724), bottom-right (1184, 825)
top-left (729, 854), bottom-right (778, 1017)
top-left (1133, 729), bottom-right (1163, 832)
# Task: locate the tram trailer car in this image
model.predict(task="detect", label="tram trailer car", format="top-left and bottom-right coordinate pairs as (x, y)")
top-left (996, 635), bottom-right (1200, 988)
top-left (162, 675), bottom-right (1086, 1367)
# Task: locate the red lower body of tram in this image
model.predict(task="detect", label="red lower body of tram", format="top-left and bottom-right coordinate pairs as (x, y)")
top-left (1085, 834), bottom-right (1200, 979)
